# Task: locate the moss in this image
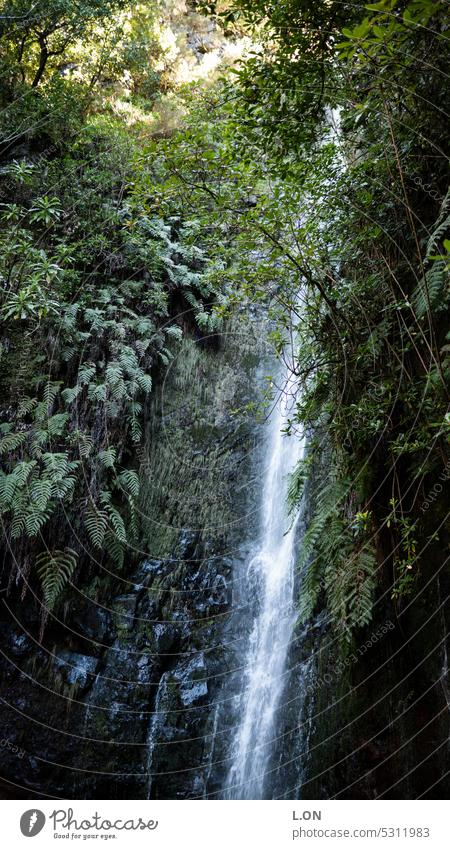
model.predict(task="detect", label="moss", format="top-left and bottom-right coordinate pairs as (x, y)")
top-left (138, 318), bottom-right (266, 559)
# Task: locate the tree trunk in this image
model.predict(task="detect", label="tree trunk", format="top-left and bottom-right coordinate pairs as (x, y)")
top-left (32, 37), bottom-right (48, 87)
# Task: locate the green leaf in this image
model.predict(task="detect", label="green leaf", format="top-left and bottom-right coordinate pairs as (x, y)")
top-left (36, 549), bottom-right (77, 609)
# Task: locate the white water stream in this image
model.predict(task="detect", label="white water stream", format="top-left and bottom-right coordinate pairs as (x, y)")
top-left (225, 370), bottom-right (304, 799)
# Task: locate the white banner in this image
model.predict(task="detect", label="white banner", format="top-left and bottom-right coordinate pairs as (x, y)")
top-left (0, 799), bottom-right (447, 849)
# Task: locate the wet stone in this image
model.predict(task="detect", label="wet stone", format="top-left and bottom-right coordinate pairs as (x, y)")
top-left (54, 650), bottom-right (99, 690)
top-left (112, 594), bottom-right (137, 631)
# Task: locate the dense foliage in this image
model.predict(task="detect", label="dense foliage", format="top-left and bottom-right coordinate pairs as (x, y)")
top-left (0, 0), bottom-right (221, 628)
top-left (211, 0), bottom-right (450, 638)
top-left (175, 0), bottom-right (450, 637)
top-left (0, 0), bottom-right (448, 643)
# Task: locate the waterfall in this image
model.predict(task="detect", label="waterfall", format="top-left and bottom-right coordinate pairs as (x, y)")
top-left (146, 671), bottom-right (170, 799)
top-left (224, 368), bottom-right (305, 799)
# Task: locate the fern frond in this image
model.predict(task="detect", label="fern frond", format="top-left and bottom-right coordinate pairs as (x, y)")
top-left (136, 371), bottom-right (152, 393)
top-left (46, 413), bottom-right (69, 437)
top-left (78, 362), bottom-right (96, 385)
top-left (24, 505), bottom-right (52, 537)
top-left (107, 504), bottom-right (127, 543)
top-left (73, 432), bottom-right (93, 458)
top-left (165, 324), bottom-right (183, 341)
top-left (288, 455), bottom-right (312, 513)
top-left (42, 452), bottom-right (71, 479)
top-left (17, 396), bottom-right (38, 418)
top-left (105, 529), bottom-right (124, 568)
top-left (87, 382), bottom-right (107, 402)
top-left (118, 347), bottom-right (139, 375)
top-left (36, 548), bottom-right (77, 609)
top-left (128, 413), bottom-right (142, 443)
top-left (10, 493), bottom-right (28, 538)
top-left (426, 188), bottom-right (450, 255)
top-left (117, 469), bottom-right (140, 497)
top-left (105, 361), bottom-right (127, 400)
top-left (85, 505), bottom-right (108, 549)
top-left (413, 261), bottom-right (446, 318)
top-left (31, 429), bottom-right (49, 455)
top-left (61, 385), bottom-right (81, 405)
top-left (30, 478), bottom-right (52, 510)
top-left (42, 381), bottom-right (61, 410)
top-left (0, 431), bottom-right (26, 455)
top-left (98, 447), bottom-right (117, 469)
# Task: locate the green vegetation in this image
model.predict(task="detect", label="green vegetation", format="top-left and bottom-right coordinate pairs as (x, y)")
top-left (211, 0), bottom-right (450, 638)
top-left (0, 0), bottom-right (222, 618)
top-left (173, 0), bottom-right (450, 637)
top-left (0, 0), bottom-right (448, 641)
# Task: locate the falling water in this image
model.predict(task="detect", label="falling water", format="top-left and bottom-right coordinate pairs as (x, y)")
top-left (225, 369), bottom-right (305, 799)
top-left (146, 671), bottom-right (170, 799)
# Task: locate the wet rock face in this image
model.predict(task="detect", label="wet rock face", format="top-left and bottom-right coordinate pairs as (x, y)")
top-left (299, 564), bottom-right (450, 801)
top-left (53, 651), bottom-right (99, 691)
top-left (0, 538), bottom-right (242, 799)
top-left (0, 328), bottom-right (266, 800)
top-left (262, 457), bottom-right (450, 802)
top-left (1, 315), bottom-right (448, 800)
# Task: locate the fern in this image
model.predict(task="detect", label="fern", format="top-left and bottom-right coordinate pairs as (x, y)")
top-left (297, 465), bottom-right (377, 638)
top-left (413, 261), bottom-right (446, 318)
top-left (30, 429), bottom-right (49, 456)
top-left (426, 187), bottom-right (450, 256)
top-left (11, 495), bottom-right (28, 538)
top-left (1, 460), bottom-right (35, 493)
top-left (46, 413), bottom-right (69, 437)
top-left (30, 478), bottom-right (52, 510)
top-left (0, 431), bottom-right (26, 454)
top-left (42, 381), bottom-right (61, 410)
top-left (105, 529), bottom-right (124, 568)
top-left (61, 345), bottom-right (77, 362)
top-left (0, 189), bottom-right (215, 588)
top-left (165, 324), bottom-right (183, 341)
top-left (135, 339), bottom-right (150, 356)
top-left (0, 462), bottom-right (36, 510)
top-left (85, 505), bottom-right (108, 549)
top-left (17, 396), bottom-right (38, 418)
top-left (0, 452), bottom-right (78, 539)
top-left (42, 453), bottom-right (67, 477)
top-left (71, 431), bottom-right (93, 458)
top-left (118, 347), bottom-right (139, 375)
top-left (77, 362), bottom-right (96, 385)
top-left (288, 455), bottom-right (312, 513)
top-left (107, 504), bottom-right (127, 543)
top-left (87, 382), bottom-right (107, 402)
top-left (413, 190), bottom-right (450, 317)
top-left (98, 447), bottom-right (117, 469)
top-left (34, 382), bottom-right (61, 422)
top-left (105, 361), bottom-right (126, 400)
top-left (325, 544), bottom-right (376, 640)
top-left (134, 317), bottom-right (154, 336)
top-left (129, 413), bottom-right (142, 443)
top-left (36, 548), bottom-right (77, 609)
top-left (105, 399), bottom-right (120, 418)
top-left (117, 469), bottom-right (140, 497)
top-left (299, 474), bottom-right (349, 569)
top-left (298, 554), bottom-right (323, 622)
top-left (157, 347), bottom-right (172, 366)
top-left (136, 371), bottom-right (152, 393)
top-left (84, 308), bottom-right (107, 332)
top-left (61, 385), bottom-right (81, 405)
top-left (52, 475), bottom-right (76, 501)
top-left (98, 490), bottom-right (127, 543)
top-left (42, 453), bottom-right (78, 501)
top-left (24, 505), bottom-right (52, 537)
